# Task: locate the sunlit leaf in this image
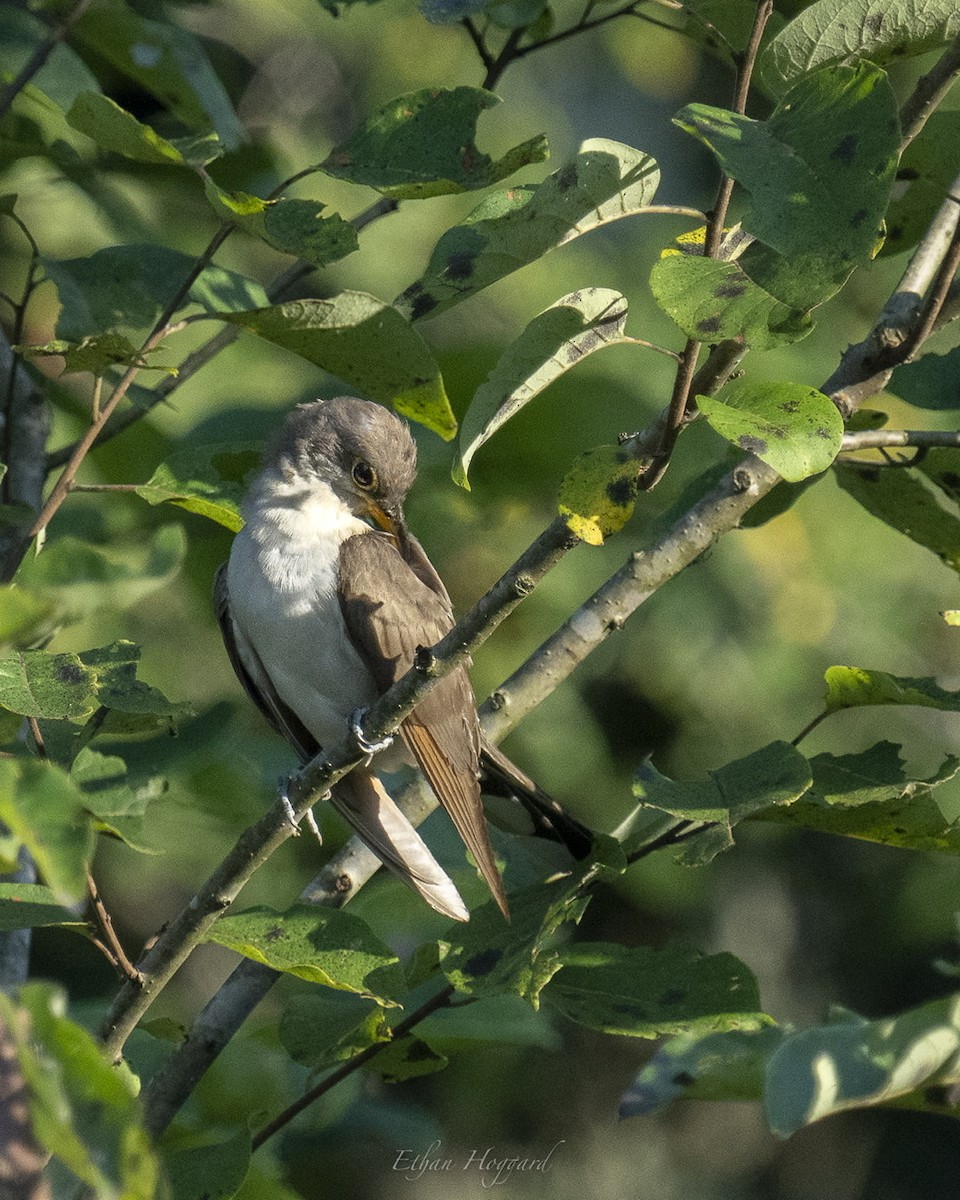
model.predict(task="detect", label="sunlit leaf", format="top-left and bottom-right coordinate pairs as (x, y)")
top-left (136, 443), bottom-right (261, 532)
top-left (321, 87), bottom-right (548, 199)
top-left (66, 92), bottom-right (221, 166)
top-left (649, 255), bottom-right (813, 349)
top-left (217, 295), bottom-right (456, 439)
top-left (823, 666), bottom-right (960, 715)
top-left (557, 444), bottom-right (639, 545)
top-left (396, 139), bottom-right (659, 320)
top-left (455, 288), bottom-right (631, 487)
top-left (205, 904), bottom-right (406, 1006)
top-left (676, 64), bottom-right (898, 309)
top-left (697, 381), bottom-right (843, 481)
top-left (761, 0), bottom-right (960, 93)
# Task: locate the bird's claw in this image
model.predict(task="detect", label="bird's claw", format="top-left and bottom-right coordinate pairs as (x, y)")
top-left (350, 708), bottom-right (393, 755)
top-left (277, 776), bottom-right (326, 843)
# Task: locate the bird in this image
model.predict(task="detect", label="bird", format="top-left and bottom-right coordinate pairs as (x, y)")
top-left (214, 395), bottom-right (591, 922)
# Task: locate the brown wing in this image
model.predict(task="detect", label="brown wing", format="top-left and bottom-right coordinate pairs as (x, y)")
top-left (338, 532), bottom-right (509, 919)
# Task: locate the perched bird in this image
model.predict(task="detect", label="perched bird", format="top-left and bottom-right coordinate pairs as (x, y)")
top-left (215, 396), bottom-right (590, 922)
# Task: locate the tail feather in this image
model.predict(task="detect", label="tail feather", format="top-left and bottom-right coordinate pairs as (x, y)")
top-left (330, 769), bottom-right (469, 922)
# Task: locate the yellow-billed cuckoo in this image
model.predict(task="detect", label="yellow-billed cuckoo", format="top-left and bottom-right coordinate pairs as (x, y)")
top-left (215, 396), bottom-right (590, 923)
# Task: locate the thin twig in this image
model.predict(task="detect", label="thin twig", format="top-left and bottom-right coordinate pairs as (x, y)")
top-left (85, 871), bottom-right (143, 985)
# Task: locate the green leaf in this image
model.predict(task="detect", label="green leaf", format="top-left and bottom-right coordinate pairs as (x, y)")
top-left (18, 333), bottom-right (172, 376)
top-left (320, 87), bottom-right (548, 199)
top-left (454, 288), bottom-right (631, 488)
top-left (0, 760), bottom-right (92, 906)
top-left (204, 180), bottom-right (359, 268)
top-left (44, 245), bottom-right (269, 340)
top-left (0, 585), bottom-right (55, 648)
top-left (834, 463), bottom-right (960, 573)
top-left (369, 1034), bottom-right (449, 1083)
top-left (620, 1024), bottom-right (785, 1117)
top-left (72, 0), bottom-right (245, 149)
top-left (279, 991), bottom-right (390, 1071)
top-left (79, 641), bottom-right (190, 721)
top-left (0, 648), bottom-right (99, 720)
top-left (758, 742), bottom-right (960, 855)
top-left (884, 111), bottom-right (960, 257)
top-left (628, 741), bottom-right (813, 863)
top-left (396, 138), bottom-right (660, 320)
top-left (557, 444), bottom-right (639, 545)
top-left (217, 295), bottom-right (456, 439)
top-left (205, 904), bottom-right (405, 1006)
top-left (764, 993), bottom-right (960, 1135)
top-left (823, 665), bottom-right (960, 715)
top-left (439, 875), bottom-right (592, 1005)
top-left (0, 883), bottom-right (86, 931)
top-left (17, 526), bottom-right (187, 620)
top-left (546, 942), bottom-right (770, 1038)
top-left (0, 982), bottom-right (158, 1197)
top-left (649, 255), bottom-right (813, 349)
top-left (888, 346), bottom-right (960, 410)
top-left (760, 0), bottom-right (960, 94)
top-left (66, 92), bottom-right (221, 166)
top-left (162, 1130), bottom-right (251, 1200)
top-left (71, 747), bottom-right (165, 853)
top-left (135, 443), bottom-right (261, 532)
top-left (676, 64), bottom-right (898, 310)
top-left (0, 7), bottom-right (99, 110)
top-left (697, 381), bottom-right (843, 482)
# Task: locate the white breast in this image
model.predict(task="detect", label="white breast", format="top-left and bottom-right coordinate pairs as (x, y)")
top-left (226, 472), bottom-right (379, 750)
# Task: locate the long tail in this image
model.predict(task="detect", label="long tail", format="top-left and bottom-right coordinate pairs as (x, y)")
top-left (330, 769), bottom-right (469, 922)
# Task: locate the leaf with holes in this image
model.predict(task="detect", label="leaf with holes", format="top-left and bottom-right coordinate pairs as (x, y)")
top-left (320, 87), bottom-right (548, 199)
top-left (136, 443), bottom-right (261, 532)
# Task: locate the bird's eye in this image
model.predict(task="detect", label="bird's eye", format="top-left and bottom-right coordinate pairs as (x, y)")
top-left (351, 460), bottom-right (378, 490)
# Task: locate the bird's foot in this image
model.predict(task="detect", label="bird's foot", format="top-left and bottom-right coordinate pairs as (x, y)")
top-left (278, 777), bottom-right (327, 843)
top-left (350, 708), bottom-right (394, 755)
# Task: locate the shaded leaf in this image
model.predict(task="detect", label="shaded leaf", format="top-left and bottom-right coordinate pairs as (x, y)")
top-left (205, 904), bottom-right (405, 1006)
top-left (627, 741), bottom-right (812, 863)
top-left (217, 295), bottom-right (456, 439)
top-left (396, 138), bottom-right (659, 320)
top-left (321, 87), bottom-right (548, 199)
top-left (0, 982), bottom-right (158, 1197)
top-left (557, 444), bottom-right (639, 545)
top-left (761, 0), bottom-right (960, 93)
top-left (66, 91), bottom-right (220, 167)
top-left (545, 941), bottom-right (771, 1038)
top-left (0, 7), bottom-right (99, 110)
top-left (72, 0), bottom-right (244, 149)
top-left (44, 245), bottom-right (268, 340)
top-left (884, 111), bottom-right (960, 257)
top-left (18, 526), bottom-right (187, 620)
top-left (135, 443), bottom-right (261, 532)
top-left (369, 1035), bottom-right (449, 1083)
top-left (759, 742), bottom-right (960, 855)
top-left (649, 255), bottom-right (813, 349)
top-left (18, 333), bottom-right (172, 376)
top-left (162, 1129), bottom-right (251, 1200)
top-left (0, 760), bottom-right (92, 906)
top-left (0, 585), bottom-right (55, 648)
top-left (676, 64), bottom-right (898, 309)
top-left (697, 381), bottom-right (843, 482)
top-left (0, 883), bottom-right (86, 932)
top-left (834, 464), bottom-right (960, 573)
top-left (279, 991), bottom-right (389, 1071)
top-left (765, 994), bottom-right (960, 1135)
top-left (620, 1024), bottom-right (784, 1117)
top-left (455, 288), bottom-right (631, 487)
top-left (888, 346), bottom-right (960, 410)
top-left (71, 747), bottom-right (165, 853)
top-left (439, 875), bottom-right (592, 1006)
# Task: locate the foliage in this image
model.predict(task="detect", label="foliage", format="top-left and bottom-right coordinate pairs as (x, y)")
top-left (2, 0), bottom-right (960, 1196)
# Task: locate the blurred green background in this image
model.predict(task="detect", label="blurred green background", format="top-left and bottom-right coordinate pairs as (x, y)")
top-left (4, 0), bottom-right (960, 1195)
